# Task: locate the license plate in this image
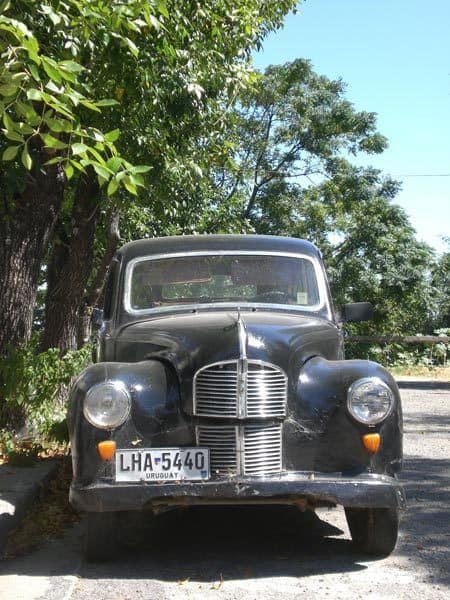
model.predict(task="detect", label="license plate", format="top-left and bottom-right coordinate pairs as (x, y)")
top-left (115, 447), bottom-right (210, 482)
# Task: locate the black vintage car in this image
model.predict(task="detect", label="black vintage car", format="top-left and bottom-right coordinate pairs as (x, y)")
top-left (68, 235), bottom-right (405, 560)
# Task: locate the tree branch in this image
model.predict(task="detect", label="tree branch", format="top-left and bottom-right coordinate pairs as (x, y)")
top-left (86, 208), bottom-right (121, 308)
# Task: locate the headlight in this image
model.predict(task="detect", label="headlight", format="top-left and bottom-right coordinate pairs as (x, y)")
top-left (347, 377), bottom-right (394, 424)
top-left (83, 381), bottom-right (131, 429)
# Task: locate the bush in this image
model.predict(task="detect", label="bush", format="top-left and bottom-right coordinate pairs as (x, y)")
top-left (0, 336), bottom-right (91, 446)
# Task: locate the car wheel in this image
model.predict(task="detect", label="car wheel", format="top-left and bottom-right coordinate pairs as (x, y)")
top-left (344, 507), bottom-right (399, 556)
top-left (84, 512), bottom-right (119, 562)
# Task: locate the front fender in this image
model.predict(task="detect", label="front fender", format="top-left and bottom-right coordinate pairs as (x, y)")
top-left (68, 360), bottom-right (190, 486)
top-left (284, 356), bottom-right (403, 475)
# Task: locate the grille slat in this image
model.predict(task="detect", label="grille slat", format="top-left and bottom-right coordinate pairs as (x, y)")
top-left (244, 424), bottom-right (282, 475)
top-left (197, 424), bottom-right (282, 477)
top-left (197, 425), bottom-right (237, 475)
top-left (194, 359), bottom-right (287, 418)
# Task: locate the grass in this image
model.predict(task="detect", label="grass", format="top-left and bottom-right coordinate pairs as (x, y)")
top-left (390, 365), bottom-right (450, 380)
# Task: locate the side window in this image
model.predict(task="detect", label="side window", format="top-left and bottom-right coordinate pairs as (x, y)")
top-left (103, 258), bottom-right (119, 320)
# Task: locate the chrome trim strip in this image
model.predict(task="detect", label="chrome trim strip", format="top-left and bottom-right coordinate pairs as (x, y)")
top-left (123, 250), bottom-right (329, 317)
top-left (235, 425), bottom-right (244, 476)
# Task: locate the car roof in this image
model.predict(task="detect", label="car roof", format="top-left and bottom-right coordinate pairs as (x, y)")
top-left (117, 235), bottom-right (321, 262)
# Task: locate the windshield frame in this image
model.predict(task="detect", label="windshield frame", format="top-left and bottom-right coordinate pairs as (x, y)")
top-left (123, 250), bottom-right (330, 317)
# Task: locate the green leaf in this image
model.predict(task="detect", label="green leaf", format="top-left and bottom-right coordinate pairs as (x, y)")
top-left (93, 163), bottom-right (112, 180)
top-left (86, 145), bottom-right (105, 163)
top-left (11, 72), bottom-right (27, 82)
top-left (107, 177), bottom-right (119, 196)
top-left (27, 88), bottom-right (42, 101)
top-left (28, 51), bottom-right (41, 66)
top-left (125, 37), bottom-right (139, 57)
top-left (0, 1), bottom-right (12, 14)
top-left (45, 118), bottom-right (71, 133)
top-left (129, 173), bottom-right (145, 188)
top-left (46, 101), bottom-right (73, 120)
top-left (0, 83), bottom-right (18, 97)
top-left (71, 142), bottom-right (88, 155)
top-left (95, 99), bottom-right (120, 107)
top-left (105, 128), bottom-right (120, 143)
top-left (148, 14), bottom-right (162, 31)
top-left (28, 63), bottom-right (41, 82)
top-left (42, 133), bottom-right (67, 149)
top-left (69, 159), bottom-right (86, 173)
top-left (21, 145), bottom-right (32, 170)
top-left (64, 162), bottom-right (74, 180)
top-left (106, 156), bottom-right (122, 173)
top-left (64, 89), bottom-right (82, 106)
top-left (80, 99), bottom-right (101, 113)
top-left (156, 1), bottom-right (169, 19)
top-left (59, 61), bottom-right (84, 74)
top-left (2, 129), bottom-right (24, 143)
top-left (15, 101), bottom-right (38, 120)
top-left (46, 80), bottom-right (63, 94)
top-left (3, 112), bottom-right (15, 131)
top-left (44, 156), bottom-right (63, 165)
top-left (42, 58), bottom-right (62, 83)
top-left (16, 122), bottom-right (34, 135)
top-left (2, 145), bottom-right (19, 161)
top-left (131, 165), bottom-right (152, 173)
top-left (123, 176), bottom-right (137, 195)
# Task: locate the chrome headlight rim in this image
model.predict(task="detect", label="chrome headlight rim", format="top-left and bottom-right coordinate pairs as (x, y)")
top-left (347, 376), bottom-right (395, 425)
top-left (83, 380), bottom-right (131, 430)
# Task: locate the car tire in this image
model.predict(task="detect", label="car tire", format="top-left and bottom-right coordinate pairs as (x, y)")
top-left (345, 506), bottom-right (399, 556)
top-left (84, 512), bottom-right (119, 562)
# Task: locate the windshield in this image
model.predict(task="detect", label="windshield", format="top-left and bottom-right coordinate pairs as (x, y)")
top-left (127, 254), bottom-right (321, 311)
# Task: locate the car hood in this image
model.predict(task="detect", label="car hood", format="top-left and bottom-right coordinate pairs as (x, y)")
top-left (114, 310), bottom-right (341, 411)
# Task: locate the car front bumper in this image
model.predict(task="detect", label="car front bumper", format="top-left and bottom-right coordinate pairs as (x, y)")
top-left (70, 472), bottom-right (406, 512)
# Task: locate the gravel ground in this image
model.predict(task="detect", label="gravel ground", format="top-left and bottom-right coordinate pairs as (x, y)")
top-left (0, 383), bottom-right (448, 600)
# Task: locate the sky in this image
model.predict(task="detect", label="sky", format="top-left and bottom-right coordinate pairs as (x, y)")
top-left (253, 0), bottom-right (450, 253)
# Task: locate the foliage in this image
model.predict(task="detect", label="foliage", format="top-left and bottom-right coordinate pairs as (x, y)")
top-left (1, 0), bottom-right (296, 196)
top-left (205, 59), bottom-right (387, 221)
top-left (0, 336), bottom-right (91, 440)
top-left (345, 329), bottom-right (450, 367)
top-left (431, 238), bottom-right (450, 328)
top-left (196, 60), bottom-right (437, 334)
top-left (0, 0), bottom-right (154, 193)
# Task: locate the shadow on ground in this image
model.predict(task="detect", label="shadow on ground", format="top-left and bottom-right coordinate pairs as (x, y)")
top-left (0, 505), bottom-right (374, 582)
top-left (398, 380), bottom-right (450, 390)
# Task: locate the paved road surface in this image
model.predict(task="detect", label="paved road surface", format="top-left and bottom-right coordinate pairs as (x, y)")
top-left (0, 383), bottom-right (448, 600)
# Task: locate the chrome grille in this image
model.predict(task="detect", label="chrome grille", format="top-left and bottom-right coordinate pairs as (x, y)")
top-left (197, 425), bottom-right (237, 475)
top-left (194, 360), bottom-right (287, 418)
top-left (194, 362), bottom-right (237, 417)
top-left (196, 424), bottom-right (282, 476)
top-left (246, 363), bottom-right (287, 417)
top-left (243, 424), bottom-right (282, 475)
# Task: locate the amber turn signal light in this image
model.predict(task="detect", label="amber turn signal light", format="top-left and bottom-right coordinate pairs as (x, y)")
top-left (362, 433), bottom-right (381, 454)
top-left (97, 440), bottom-right (116, 461)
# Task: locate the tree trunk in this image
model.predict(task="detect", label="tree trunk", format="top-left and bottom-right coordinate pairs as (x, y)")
top-left (0, 162), bottom-right (65, 429)
top-left (0, 165), bottom-right (65, 354)
top-left (77, 208), bottom-right (120, 347)
top-left (40, 171), bottom-right (100, 355)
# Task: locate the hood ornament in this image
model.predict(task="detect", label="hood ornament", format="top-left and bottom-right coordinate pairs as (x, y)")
top-left (237, 307), bottom-right (247, 360)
